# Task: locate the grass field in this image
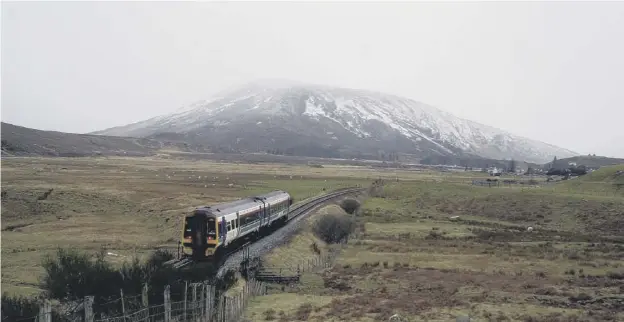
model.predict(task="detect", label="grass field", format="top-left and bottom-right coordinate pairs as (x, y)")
top-left (1, 156), bottom-right (376, 296)
top-left (3, 157), bottom-right (623, 321)
top-left (245, 165), bottom-right (624, 322)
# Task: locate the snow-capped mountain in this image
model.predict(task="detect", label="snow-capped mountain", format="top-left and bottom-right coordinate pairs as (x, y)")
top-left (93, 80), bottom-right (578, 163)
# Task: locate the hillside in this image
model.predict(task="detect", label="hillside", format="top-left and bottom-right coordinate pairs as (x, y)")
top-left (418, 154), bottom-right (542, 171)
top-left (93, 80), bottom-right (578, 163)
top-left (0, 122), bottom-right (208, 157)
top-left (555, 164), bottom-right (624, 197)
top-left (544, 155), bottom-right (624, 170)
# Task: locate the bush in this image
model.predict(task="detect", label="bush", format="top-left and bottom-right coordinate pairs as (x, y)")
top-left (40, 247), bottom-right (191, 318)
top-left (41, 248), bottom-right (121, 302)
top-left (263, 308), bottom-right (277, 320)
top-left (339, 198), bottom-right (361, 215)
top-left (1, 293), bottom-right (41, 321)
top-left (294, 303), bottom-right (314, 321)
top-left (313, 213), bottom-right (356, 244)
top-left (1, 293), bottom-right (69, 321)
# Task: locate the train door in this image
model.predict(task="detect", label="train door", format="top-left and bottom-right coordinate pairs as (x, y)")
top-left (288, 197), bottom-right (293, 219)
top-left (190, 215), bottom-right (207, 260)
top-left (220, 216), bottom-right (227, 244)
top-left (236, 212), bottom-right (240, 237)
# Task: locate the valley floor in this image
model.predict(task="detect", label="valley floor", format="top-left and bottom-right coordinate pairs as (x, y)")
top-left (246, 168), bottom-right (624, 322)
top-left (2, 156), bottom-right (622, 322)
top-left (1, 156), bottom-right (373, 296)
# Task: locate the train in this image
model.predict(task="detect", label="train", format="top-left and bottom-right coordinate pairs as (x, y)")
top-left (180, 190), bottom-right (294, 261)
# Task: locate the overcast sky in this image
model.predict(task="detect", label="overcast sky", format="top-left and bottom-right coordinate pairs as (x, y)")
top-left (2, 1), bottom-right (623, 157)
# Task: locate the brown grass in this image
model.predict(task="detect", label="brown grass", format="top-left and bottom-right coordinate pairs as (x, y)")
top-left (0, 156), bottom-right (371, 296)
top-left (246, 179), bottom-right (624, 321)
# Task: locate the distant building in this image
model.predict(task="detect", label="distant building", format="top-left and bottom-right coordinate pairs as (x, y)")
top-left (488, 167), bottom-right (502, 176)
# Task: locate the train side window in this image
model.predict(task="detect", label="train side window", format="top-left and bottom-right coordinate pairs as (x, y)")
top-left (227, 221), bottom-right (231, 231)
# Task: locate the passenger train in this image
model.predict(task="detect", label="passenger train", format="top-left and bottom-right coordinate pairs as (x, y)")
top-left (181, 190), bottom-right (294, 261)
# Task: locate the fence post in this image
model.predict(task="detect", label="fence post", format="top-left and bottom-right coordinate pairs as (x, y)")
top-left (142, 283), bottom-right (149, 308)
top-left (200, 284), bottom-right (205, 322)
top-left (238, 293), bottom-right (243, 320)
top-left (38, 299), bottom-right (51, 322)
top-left (192, 283), bottom-right (199, 321)
top-left (219, 295), bottom-right (227, 322)
top-left (84, 296), bottom-right (94, 322)
top-left (120, 288), bottom-right (126, 320)
top-left (164, 285), bottom-right (171, 322)
top-left (205, 284), bottom-right (213, 322)
top-left (217, 296), bottom-right (223, 322)
top-left (183, 281), bottom-right (188, 322)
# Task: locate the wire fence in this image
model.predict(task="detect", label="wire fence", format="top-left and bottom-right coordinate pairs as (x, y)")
top-left (27, 279), bottom-right (265, 322)
top-left (26, 238), bottom-right (351, 322)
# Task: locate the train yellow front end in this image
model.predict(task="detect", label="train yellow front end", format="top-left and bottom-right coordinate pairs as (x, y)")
top-left (181, 210), bottom-right (220, 260)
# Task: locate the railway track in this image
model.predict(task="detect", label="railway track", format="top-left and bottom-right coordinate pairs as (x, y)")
top-left (165, 186), bottom-right (365, 273)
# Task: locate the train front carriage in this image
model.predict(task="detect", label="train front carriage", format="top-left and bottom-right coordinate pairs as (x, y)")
top-left (180, 191), bottom-right (294, 262)
top-left (182, 209), bottom-right (220, 260)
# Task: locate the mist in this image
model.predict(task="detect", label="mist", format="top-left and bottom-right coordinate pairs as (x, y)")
top-left (2, 1), bottom-right (623, 157)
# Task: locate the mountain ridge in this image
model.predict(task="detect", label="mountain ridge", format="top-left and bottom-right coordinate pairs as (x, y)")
top-left (92, 80), bottom-right (578, 163)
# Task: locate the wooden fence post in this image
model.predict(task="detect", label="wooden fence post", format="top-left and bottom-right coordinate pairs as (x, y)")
top-left (142, 283), bottom-right (149, 308)
top-left (183, 281), bottom-right (188, 322)
top-left (217, 296), bottom-right (224, 322)
top-left (205, 284), bottom-right (213, 322)
top-left (200, 283), bottom-right (205, 322)
top-left (84, 296), bottom-right (94, 322)
top-left (164, 285), bottom-right (171, 322)
top-left (38, 299), bottom-right (51, 322)
top-left (120, 289), bottom-right (126, 320)
top-left (192, 283), bottom-right (199, 321)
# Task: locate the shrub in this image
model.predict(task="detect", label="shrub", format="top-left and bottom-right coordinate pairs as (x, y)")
top-left (1, 293), bottom-right (41, 321)
top-left (339, 198), bottom-right (361, 215)
top-left (39, 247), bottom-right (198, 318)
top-left (310, 242), bottom-right (321, 255)
top-left (41, 248), bottom-right (121, 302)
top-left (263, 308), bottom-right (277, 320)
top-left (294, 303), bottom-right (314, 320)
top-left (313, 213), bottom-right (356, 244)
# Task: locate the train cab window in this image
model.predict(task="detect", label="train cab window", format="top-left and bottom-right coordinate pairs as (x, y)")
top-left (227, 221), bottom-right (231, 232)
top-left (183, 217), bottom-right (192, 238)
top-left (207, 218), bottom-right (216, 239)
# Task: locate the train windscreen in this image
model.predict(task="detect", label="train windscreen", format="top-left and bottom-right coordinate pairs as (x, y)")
top-left (207, 217), bottom-right (216, 240)
top-left (183, 217), bottom-right (193, 238)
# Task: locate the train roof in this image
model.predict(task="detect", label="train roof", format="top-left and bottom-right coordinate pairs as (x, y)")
top-left (190, 190), bottom-right (290, 217)
top-left (255, 190), bottom-right (290, 200)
